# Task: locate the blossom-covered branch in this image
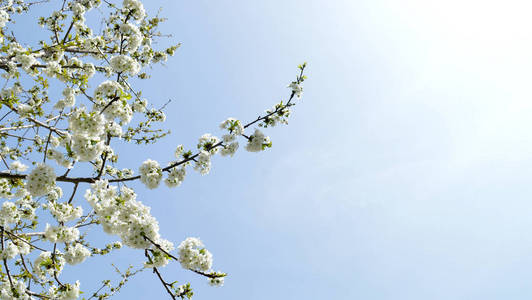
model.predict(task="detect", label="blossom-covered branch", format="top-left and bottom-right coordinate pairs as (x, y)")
top-left (0, 0), bottom-right (307, 298)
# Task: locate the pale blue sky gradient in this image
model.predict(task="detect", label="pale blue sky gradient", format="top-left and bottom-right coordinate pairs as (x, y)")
top-left (16, 0), bottom-right (532, 299)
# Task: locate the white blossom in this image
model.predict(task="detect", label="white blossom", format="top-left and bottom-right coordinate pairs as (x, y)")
top-left (44, 61), bottom-right (62, 77)
top-left (120, 23), bottom-right (143, 52)
top-left (197, 133), bottom-right (220, 155)
top-left (0, 239), bottom-right (30, 260)
top-left (288, 82), bottom-right (303, 98)
top-left (132, 98), bottom-right (147, 112)
top-left (94, 80), bottom-right (123, 101)
top-left (54, 87), bottom-right (77, 109)
top-left (209, 277), bottom-right (225, 287)
top-left (100, 97), bottom-right (133, 124)
top-left (123, 0), bottom-right (146, 21)
top-left (0, 179), bottom-right (13, 198)
top-left (219, 118), bottom-right (244, 135)
top-left (165, 166), bottom-right (186, 188)
top-left (9, 160), bottom-right (27, 172)
top-left (174, 144), bottom-right (184, 158)
top-left (110, 55), bottom-right (140, 75)
top-left (15, 53), bottom-right (37, 72)
top-left (245, 129), bottom-right (271, 152)
top-left (0, 10), bottom-right (9, 28)
top-left (0, 279), bottom-right (30, 300)
top-left (46, 201), bottom-right (83, 223)
top-left (34, 251), bottom-right (66, 280)
top-left (49, 281), bottom-right (80, 300)
top-left (220, 142), bottom-right (239, 157)
top-left (85, 181), bottom-right (162, 249)
top-left (0, 241), bottom-right (19, 260)
top-left (44, 224), bottom-right (80, 243)
top-left (139, 159), bottom-right (162, 189)
top-left (26, 163), bottom-right (56, 197)
top-left (72, 134), bottom-right (105, 162)
top-left (65, 244), bottom-right (91, 265)
top-left (16, 103), bottom-right (32, 116)
top-left (145, 238), bottom-right (174, 268)
top-left (194, 150), bottom-right (211, 175)
top-left (105, 121), bottom-right (123, 137)
top-left (69, 108), bottom-right (105, 137)
top-left (178, 237), bottom-right (213, 272)
top-left (46, 186), bottom-right (63, 202)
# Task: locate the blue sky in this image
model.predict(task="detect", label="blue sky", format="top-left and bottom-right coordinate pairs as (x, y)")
top-left (15, 0), bottom-right (532, 299)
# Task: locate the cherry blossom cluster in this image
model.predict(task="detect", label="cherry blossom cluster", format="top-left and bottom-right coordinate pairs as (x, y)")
top-left (178, 237), bottom-right (213, 272)
top-left (26, 164), bottom-right (56, 197)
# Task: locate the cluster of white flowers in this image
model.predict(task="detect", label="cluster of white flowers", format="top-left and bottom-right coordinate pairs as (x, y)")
top-left (15, 53), bottom-right (38, 73)
top-left (177, 237), bottom-right (213, 272)
top-left (105, 120), bottom-right (123, 137)
top-left (209, 277), bottom-right (225, 287)
top-left (132, 98), bottom-right (147, 112)
top-left (123, 0), bottom-right (146, 21)
top-left (0, 202), bottom-right (20, 227)
top-left (0, 242), bottom-right (19, 260)
top-left (11, 191), bottom-right (36, 222)
top-left (83, 62), bottom-right (96, 78)
top-left (71, 2), bottom-right (86, 18)
top-left (194, 150), bottom-right (211, 175)
top-left (219, 118), bottom-right (243, 157)
top-left (138, 45), bottom-right (154, 65)
top-left (81, 35), bottom-right (105, 52)
top-left (145, 238), bottom-right (174, 268)
top-left (49, 281), bottom-right (80, 300)
top-left (78, 0), bottom-right (101, 10)
top-left (54, 87), bottom-right (77, 109)
top-left (85, 180), bottom-right (162, 249)
top-left (69, 107), bottom-right (105, 137)
top-left (46, 148), bottom-right (73, 168)
top-left (69, 108), bottom-right (107, 161)
top-left (219, 118), bottom-right (244, 136)
top-left (101, 98), bottom-right (133, 124)
top-left (0, 240), bottom-right (30, 260)
top-left (165, 166), bottom-right (186, 188)
top-left (45, 201), bottom-right (83, 223)
top-left (0, 84), bottom-right (20, 101)
top-left (94, 80), bottom-right (123, 102)
top-left (0, 179), bottom-right (14, 198)
top-left (15, 103), bottom-right (32, 116)
top-left (26, 163), bottom-right (56, 197)
top-left (174, 144), bottom-right (184, 158)
top-left (44, 224), bottom-right (80, 243)
top-left (44, 61), bottom-right (62, 78)
top-left (197, 133), bottom-right (220, 155)
top-left (110, 55), bottom-right (140, 75)
top-left (263, 102), bottom-right (291, 127)
top-left (288, 82), bottom-right (303, 98)
top-left (64, 243), bottom-right (91, 265)
top-left (93, 81), bottom-right (133, 123)
top-left (221, 142), bottom-right (239, 157)
top-left (33, 251), bottom-right (66, 280)
top-left (120, 23), bottom-right (143, 52)
top-left (139, 159), bottom-right (162, 189)
top-left (0, 9), bottom-right (9, 28)
top-left (9, 160), bottom-right (27, 172)
top-left (245, 129), bottom-right (271, 152)
top-left (46, 186), bottom-right (63, 202)
top-left (0, 279), bottom-right (30, 300)
top-left (72, 134), bottom-right (106, 162)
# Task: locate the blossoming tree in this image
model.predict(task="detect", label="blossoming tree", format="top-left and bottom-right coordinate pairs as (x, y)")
top-left (0, 0), bottom-right (306, 298)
